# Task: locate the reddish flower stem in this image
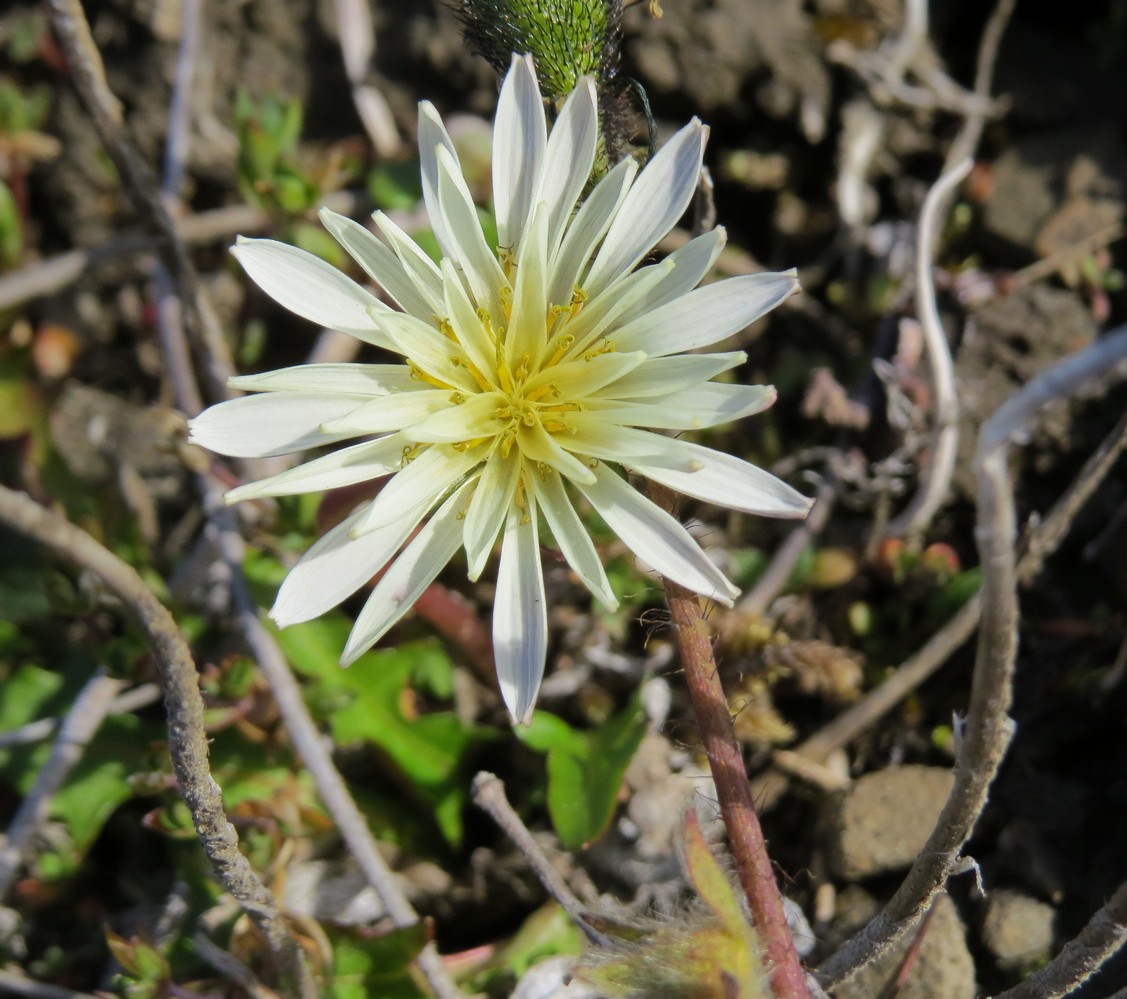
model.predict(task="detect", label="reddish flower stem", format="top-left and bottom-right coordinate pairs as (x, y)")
top-left (650, 487), bottom-right (809, 999)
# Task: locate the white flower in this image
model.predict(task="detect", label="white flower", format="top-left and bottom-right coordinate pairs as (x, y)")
top-left (189, 54), bottom-right (811, 724)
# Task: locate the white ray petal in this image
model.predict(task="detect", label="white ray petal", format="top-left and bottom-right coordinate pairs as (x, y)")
top-left (585, 383), bottom-right (777, 430)
top-left (614, 227), bottom-right (727, 327)
top-left (442, 258), bottom-right (499, 380)
top-left (317, 389), bottom-right (452, 435)
top-left (350, 444), bottom-right (483, 535)
top-left (231, 238), bottom-right (391, 347)
top-left (463, 449), bottom-right (521, 579)
top-left (341, 480), bottom-right (474, 665)
top-left (594, 352), bottom-right (746, 399)
top-left (574, 464), bottom-right (739, 604)
top-left (417, 101), bottom-right (461, 258)
top-left (613, 271), bottom-right (800, 356)
top-left (409, 391), bottom-right (508, 443)
top-left (516, 421), bottom-right (598, 485)
top-left (228, 363), bottom-right (416, 396)
top-left (436, 145), bottom-right (509, 317)
top-left (271, 502), bottom-right (427, 627)
top-left (371, 211), bottom-right (445, 314)
top-left (563, 420), bottom-right (697, 469)
top-left (493, 54), bottom-right (548, 251)
top-left (538, 76), bottom-right (598, 255)
top-left (505, 200), bottom-right (549, 369)
top-left (628, 440), bottom-right (813, 518)
top-left (583, 120), bottom-right (707, 297)
top-left (188, 393), bottom-right (365, 458)
top-left (320, 208), bottom-right (436, 318)
top-left (225, 435), bottom-right (404, 503)
top-left (561, 259), bottom-right (674, 361)
top-left (373, 311), bottom-right (477, 392)
top-left (548, 157), bottom-right (637, 307)
top-left (531, 469), bottom-right (618, 609)
top-left (493, 495), bottom-right (548, 724)
top-left (522, 350), bottom-right (647, 400)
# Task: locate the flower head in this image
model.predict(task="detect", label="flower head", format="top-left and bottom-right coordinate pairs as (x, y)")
top-left (189, 55), bottom-right (811, 723)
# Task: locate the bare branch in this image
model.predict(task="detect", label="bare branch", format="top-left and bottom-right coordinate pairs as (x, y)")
top-left (472, 772), bottom-right (610, 946)
top-left (740, 479), bottom-right (836, 617)
top-left (0, 969), bottom-right (102, 999)
top-left (0, 670), bottom-right (126, 899)
top-left (334, 0), bottom-right (404, 157)
top-left (43, 0), bottom-right (233, 403)
top-left (817, 324), bottom-right (1127, 987)
top-left (886, 157), bottom-right (972, 536)
top-left (994, 879), bottom-right (1127, 999)
top-left (0, 485), bottom-right (313, 998)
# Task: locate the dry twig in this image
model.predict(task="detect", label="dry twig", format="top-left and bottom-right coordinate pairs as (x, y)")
top-left (43, 0), bottom-right (234, 404)
top-left (886, 157), bottom-right (972, 536)
top-left (817, 324), bottom-right (1127, 988)
top-left (0, 670), bottom-right (126, 899)
top-left (0, 485), bottom-right (314, 998)
top-left (472, 772), bottom-right (610, 946)
top-left (0, 969), bottom-right (102, 999)
top-left (992, 878), bottom-right (1127, 999)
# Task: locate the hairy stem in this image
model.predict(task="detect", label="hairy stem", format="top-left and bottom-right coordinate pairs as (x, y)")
top-left (651, 486), bottom-right (808, 999)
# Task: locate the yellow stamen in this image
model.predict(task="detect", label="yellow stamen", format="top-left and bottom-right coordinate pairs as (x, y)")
top-left (545, 334), bottom-right (575, 369)
top-left (542, 417), bottom-right (576, 434)
top-left (408, 361), bottom-right (453, 389)
top-left (583, 337), bottom-right (616, 361)
top-left (476, 307), bottom-right (498, 345)
top-left (526, 382), bottom-right (559, 403)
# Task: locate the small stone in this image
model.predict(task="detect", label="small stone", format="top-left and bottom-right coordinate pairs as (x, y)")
top-left (828, 765), bottom-right (954, 880)
top-left (981, 889), bottom-right (1056, 975)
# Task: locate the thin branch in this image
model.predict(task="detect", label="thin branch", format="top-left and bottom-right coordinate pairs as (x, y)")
top-left (0, 189), bottom-right (368, 321)
top-left (0, 680), bottom-right (163, 748)
top-left (0, 970), bottom-right (102, 999)
top-left (0, 670), bottom-right (126, 899)
top-left (44, 0), bottom-right (233, 403)
top-left (817, 324), bottom-right (1127, 988)
top-left (203, 500), bottom-right (464, 999)
top-left (806, 395), bottom-right (1127, 762)
top-left (0, 485), bottom-right (313, 999)
top-left (650, 489), bottom-right (809, 999)
top-left (51, 0), bottom-right (458, 988)
top-left (993, 879), bottom-right (1127, 999)
top-left (334, 0), bottom-right (404, 158)
top-left (942, 0), bottom-right (1018, 178)
top-left (471, 772), bottom-right (610, 947)
top-left (886, 157), bottom-right (972, 536)
top-left (739, 480), bottom-right (836, 617)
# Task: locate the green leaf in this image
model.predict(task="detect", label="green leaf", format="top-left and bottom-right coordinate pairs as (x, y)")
top-left (0, 662), bottom-right (65, 730)
top-left (247, 552), bottom-right (495, 846)
top-left (328, 924), bottom-right (429, 999)
top-left (517, 691), bottom-right (648, 849)
top-left (465, 903), bottom-right (584, 992)
top-left (49, 714), bottom-right (146, 852)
